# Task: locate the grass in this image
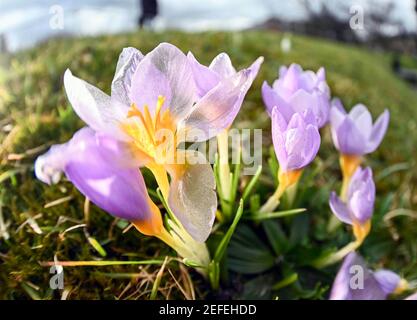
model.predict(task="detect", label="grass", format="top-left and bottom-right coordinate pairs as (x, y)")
top-left (0, 30), bottom-right (417, 300)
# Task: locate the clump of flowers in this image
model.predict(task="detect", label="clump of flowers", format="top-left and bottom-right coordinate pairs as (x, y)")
top-left (35, 45), bottom-right (412, 300)
top-left (35, 43), bottom-right (262, 273)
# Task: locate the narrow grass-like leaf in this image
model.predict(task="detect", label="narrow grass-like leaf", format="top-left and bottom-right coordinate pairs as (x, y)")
top-left (242, 165), bottom-right (262, 202)
top-left (39, 259), bottom-right (164, 267)
top-left (272, 273), bottom-right (298, 290)
top-left (246, 208), bottom-right (306, 221)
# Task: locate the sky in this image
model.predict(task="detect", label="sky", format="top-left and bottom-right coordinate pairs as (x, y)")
top-left (0, 0), bottom-right (416, 52)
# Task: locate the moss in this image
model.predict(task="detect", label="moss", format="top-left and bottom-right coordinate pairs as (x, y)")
top-left (1, 30), bottom-right (416, 299)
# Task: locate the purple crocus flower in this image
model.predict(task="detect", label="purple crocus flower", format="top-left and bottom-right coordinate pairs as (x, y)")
top-left (35, 127), bottom-right (162, 235)
top-left (330, 252), bottom-right (408, 300)
top-left (271, 107), bottom-right (321, 173)
top-left (330, 99), bottom-right (390, 156)
top-left (329, 166), bottom-right (375, 242)
top-left (35, 43), bottom-right (262, 243)
top-left (262, 63), bottom-right (331, 128)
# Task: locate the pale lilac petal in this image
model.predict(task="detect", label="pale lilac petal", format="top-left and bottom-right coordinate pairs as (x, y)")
top-left (405, 292), bottom-right (417, 300)
top-left (334, 117), bottom-right (367, 154)
top-left (209, 52), bottom-right (236, 78)
top-left (168, 154), bottom-right (217, 242)
top-left (247, 56), bottom-right (264, 81)
top-left (317, 67), bottom-right (326, 82)
top-left (374, 270), bottom-right (401, 295)
top-left (271, 107), bottom-right (289, 171)
top-left (111, 47), bottom-right (143, 106)
top-left (262, 81), bottom-right (294, 119)
top-left (349, 104), bottom-right (373, 139)
top-left (35, 127), bottom-right (154, 222)
top-left (288, 89), bottom-right (314, 115)
top-left (280, 63), bottom-right (302, 94)
top-left (63, 69), bottom-right (128, 140)
top-left (330, 252), bottom-right (357, 299)
top-left (271, 106), bottom-right (288, 132)
top-left (329, 192), bottom-right (352, 225)
top-left (348, 167), bottom-right (375, 223)
top-left (187, 51), bottom-right (220, 97)
top-left (301, 124), bottom-right (321, 167)
top-left (130, 43), bottom-right (196, 119)
top-left (365, 109), bottom-right (390, 153)
top-left (331, 98), bottom-right (347, 115)
top-left (330, 252), bottom-right (388, 300)
top-left (182, 69), bottom-right (252, 141)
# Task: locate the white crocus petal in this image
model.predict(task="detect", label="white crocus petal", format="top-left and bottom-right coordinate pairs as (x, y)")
top-left (168, 152), bottom-right (217, 243)
top-left (111, 47), bottom-right (144, 106)
top-left (209, 52), bottom-right (236, 78)
top-left (64, 69), bottom-right (128, 141)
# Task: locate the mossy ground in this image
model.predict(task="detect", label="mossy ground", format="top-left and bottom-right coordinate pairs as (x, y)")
top-left (0, 30), bottom-right (416, 299)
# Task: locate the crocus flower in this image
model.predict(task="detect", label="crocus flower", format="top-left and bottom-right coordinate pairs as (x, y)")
top-left (271, 107), bottom-right (320, 173)
top-left (259, 107), bottom-right (320, 213)
top-left (35, 43), bottom-right (262, 266)
top-left (329, 166), bottom-right (375, 243)
top-left (35, 127), bottom-right (163, 235)
top-left (262, 63), bottom-right (331, 128)
top-left (329, 99), bottom-right (389, 199)
top-left (330, 99), bottom-right (390, 156)
top-left (330, 252), bottom-right (409, 300)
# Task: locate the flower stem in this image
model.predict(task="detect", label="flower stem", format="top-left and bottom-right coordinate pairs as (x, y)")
top-left (312, 240), bottom-right (361, 268)
top-left (259, 182), bottom-right (287, 214)
top-left (156, 224), bottom-right (210, 276)
top-left (259, 169), bottom-right (302, 214)
top-left (217, 129), bottom-right (231, 202)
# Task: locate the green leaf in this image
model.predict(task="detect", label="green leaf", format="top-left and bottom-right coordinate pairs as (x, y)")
top-left (86, 236), bottom-right (107, 257)
top-left (272, 273), bottom-right (298, 290)
top-left (228, 223), bottom-right (275, 274)
top-left (262, 220), bottom-right (288, 256)
top-left (249, 194), bottom-right (260, 214)
top-left (246, 208), bottom-right (306, 221)
top-left (213, 199), bottom-right (244, 263)
top-left (209, 199), bottom-right (244, 289)
top-left (242, 165), bottom-right (262, 202)
top-left (267, 146), bottom-right (279, 185)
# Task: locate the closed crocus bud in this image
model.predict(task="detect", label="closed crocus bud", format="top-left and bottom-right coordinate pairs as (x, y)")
top-left (330, 99), bottom-right (390, 156)
top-left (262, 63), bottom-right (331, 128)
top-left (329, 167), bottom-right (375, 242)
top-left (330, 252), bottom-right (407, 300)
top-left (259, 107), bottom-right (320, 214)
top-left (271, 107), bottom-right (321, 173)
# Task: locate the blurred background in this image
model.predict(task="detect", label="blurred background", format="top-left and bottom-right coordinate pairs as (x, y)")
top-left (1, 0), bottom-right (417, 53)
top-left (1, 0), bottom-right (417, 300)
